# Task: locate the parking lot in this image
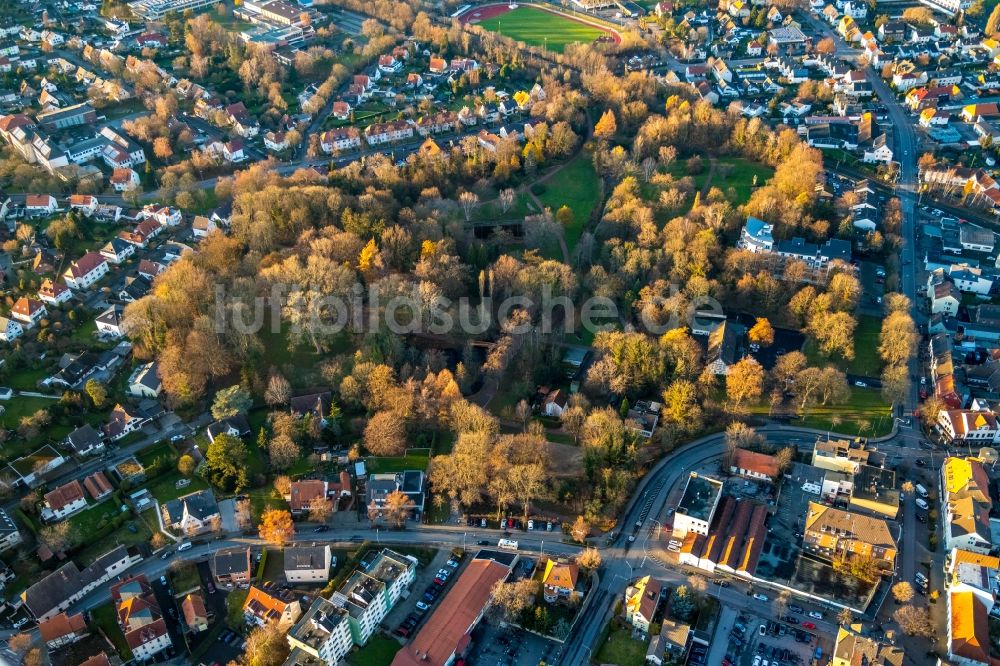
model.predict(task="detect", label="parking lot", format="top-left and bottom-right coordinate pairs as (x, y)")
top-left (388, 549), bottom-right (462, 641)
top-left (726, 613), bottom-right (820, 666)
top-left (466, 617), bottom-right (561, 666)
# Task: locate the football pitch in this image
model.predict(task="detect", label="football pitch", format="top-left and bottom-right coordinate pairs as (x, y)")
top-left (476, 6), bottom-right (610, 53)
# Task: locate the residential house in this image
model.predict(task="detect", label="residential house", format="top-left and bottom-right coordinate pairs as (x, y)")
top-left (41, 480), bottom-right (87, 522)
top-left (368, 471), bottom-right (425, 517)
top-left (25, 194), bottom-right (57, 215)
top-left (95, 304), bottom-right (126, 338)
top-left (286, 473), bottom-right (351, 515)
top-left (191, 216), bottom-right (217, 238)
top-left (862, 134), bottom-right (893, 164)
top-left (214, 546), bottom-right (252, 586)
top-left (22, 545), bottom-right (141, 620)
top-left (286, 598), bottom-right (354, 666)
top-left (69, 194), bottom-right (98, 216)
top-left (730, 449), bottom-right (779, 481)
top-left (206, 414), bottom-right (251, 443)
top-left (110, 575), bottom-right (173, 661)
top-left (364, 120), bottom-right (413, 145)
top-left (104, 403), bottom-right (148, 442)
top-left (0, 508), bottom-right (21, 553)
top-left (10, 297), bottom-right (46, 327)
top-left (832, 624), bottom-right (904, 666)
top-left (623, 575), bottom-right (661, 632)
top-left (110, 167), bottom-right (140, 192)
top-left (243, 585), bottom-right (303, 628)
top-left (541, 559), bottom-right (579, 603)
top-left (161, 489), bottom-right (220, 535)
top-left (63, 252), bottom-right (109, 290)
top-left (38, 279), bottom-right (72, 306)
top-left (66, 423), bottom-right (104, 456)
top-left (284, 545), bottom-right (333, 583)
top-left (321, 127), bottom-right (362, 153)
top-left (942, 457), bottom-right (993, 554)
top-left (706, 320), bottom-right (741, 375)
top-left (100, 237), bottom-right (135, 265)
top-left (226, 102), bottom-right (259, 138)
top-left (802, 502), bottom-right (897, 571)
top-left (181, 593), bottom-right (208, 633)
top-left (543, 388), bottom-right (568, 417)
top-left (83, 471), bottom-right (113, 501)
top-left (39, 612), bottom-right (87, 650)
top-left (332, 102), bottom-right (351, 121)
top-left (331, 549), bottom-right (416, 644)
top-left (264, 131), bottom-right (289, 152)
top-left (128, 362), bottom-right (161, 398)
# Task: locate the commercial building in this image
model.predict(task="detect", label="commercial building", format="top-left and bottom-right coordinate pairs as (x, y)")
top-left (673, 473), bottom-right (723, 537)
top-left (129, 0), bottom-right (220, 19)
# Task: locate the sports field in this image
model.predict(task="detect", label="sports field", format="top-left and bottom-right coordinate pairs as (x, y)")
top-left (474, 6), bottom-right (610, 53)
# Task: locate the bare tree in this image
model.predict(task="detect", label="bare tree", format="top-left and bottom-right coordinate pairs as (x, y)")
top-left (265, 374), bottom-right (292, 406)
top-left (459, 191), bottom-right (479, 221)
top-left (641, 157), bottom-right (658, 182)
top-left (234, 498), bottom-right (253, 530)
top-left (499, 188), bottom-right (515, 214)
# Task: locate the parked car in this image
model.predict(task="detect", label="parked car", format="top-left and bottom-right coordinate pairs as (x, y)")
top-left (313, 525), bottom-right (329, 533)
top-left (802, 622), bottom-right (816, 629)
top-left (416, 601), bottom-right (430, 611)
top-left (753, 593), bottom-right (769, 602)
top-left (808, 611), bottom-right (823, 619)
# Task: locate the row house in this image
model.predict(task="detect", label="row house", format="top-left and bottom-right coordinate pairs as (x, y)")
top-left (364, 120), bottom-right (413, 146)
top-left (942, 457), bottom-right (993, 554)
top-left (415, 112), bottom-right (459, 137)
top-left (22, 545), bottom-right (142, 620)
top-left (321, 127), bottom-right (362, 153)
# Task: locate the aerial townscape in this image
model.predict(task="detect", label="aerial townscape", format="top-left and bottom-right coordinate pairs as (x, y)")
top-left (6, 0), bottom-right (1000, 663)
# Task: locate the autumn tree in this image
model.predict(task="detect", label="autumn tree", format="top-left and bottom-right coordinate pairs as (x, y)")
top-left (748, 317), bottom-right (775, 347)
top-left (726, 357), bottom-right (765, 411)
top-left (235, 498), bottom-right (253, 530)
top-left (264, 374), bottom-right (291, 407)
top-left (364, 411), bottom-right (407, 456)
top-left (178, 454), bottom-right (196, 476)
top-left (560, 404), bottom-right (588, 443)
top-left (8, 634), bottom-right (33, 660)
top-left (459, 191), bottom-right (479, 221)
top-left (39, 522), bottom-right (78, 553)
top-left (268, 433), bottom-right (300, 471)
top-left (384, 489), bottom-right (415, 528)
top-left (594, 109), bottom-right (617, 140)
top-left (258, 509), bottom-right (295, 546)
top-left (772, 351), bottom-right (807, 390)
top-left (893, 604), bottom-right (934, 637)
top-left (153, 136), bottom-right (173, 161)
top-left (578, 547), bottom-right (602, 570)
top-left (273, 475), bottom-right (292, 496)
top-left (724, 422), bottom-right (761, 466)
top-left (571, 515), bottom-right (590, 543)
top-left (892, 581), bottom-right (914, 604)
top-left (988, 2), bottom-right (1000, 35)
top-left (241, 620), bottom-right (290, 666)
top-left (84, 379), bottom-right (107, 407)
top-left (307, 495), bottom-right (333, 523)
top-left (837, 608), bottom-right (854, 626)
top-left (878, 310), bottom-right (918, 367)
top-left (490, 579), bottom-right (538, 622)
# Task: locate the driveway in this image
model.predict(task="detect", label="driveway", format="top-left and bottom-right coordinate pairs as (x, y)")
top-left (218, 498), bottom-right (238, 533)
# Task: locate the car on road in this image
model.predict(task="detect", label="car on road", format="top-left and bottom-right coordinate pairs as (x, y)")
top-left (782, 616), bottom-right (798, 625)
top-left (802, 621), bottom-right (816, 629)
top-left (313, 525), bottom-right (329, 533)
top-left (160, 550), bottom-right (172, 559)
top-left (437, 568), bottom-right (451, 577)
top-left (477, 539), bottom-right (489, 545)
top-left (160, 575), bottom-right (168, 587)
top-left (753, 593), bottom-right (769, 602)
top-left (759, 625), bottom-right (767, 636)
top-left (207, 581), bottom-right (216, 594)
top-left (854, 380), bottom-right (867, 387)
top-left (416, 601), bottom-right (430, 611)
top-left (788, 604), bottom-right (803, 614)
top-left (808, 611), bottom-right (823, 619)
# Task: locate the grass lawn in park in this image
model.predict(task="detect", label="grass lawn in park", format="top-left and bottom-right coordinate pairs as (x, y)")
top-left (712, 157), bottom-right (774, 204)
top-left (746, 386), bottom-right (892, 437)
top-left (803, 314), bottom-right (882, 378)
top-left (476, 6), bottom-right (609, 53)
top-left (537, 155), bottom-right (601, 250)
top-left (366, 448), bottom-right (431, 473)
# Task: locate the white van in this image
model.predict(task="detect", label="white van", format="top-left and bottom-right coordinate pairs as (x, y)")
top-left (915, 498), bottom-right (929, 511)
top-left (177, 541), bottom-right (193, 552)
top-left (497, 538), bottom-right (519, 551)
top-left (915, 484), bottom-right (929, 498)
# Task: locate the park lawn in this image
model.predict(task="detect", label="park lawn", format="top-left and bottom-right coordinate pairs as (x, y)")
top-left (537, 155), bottom-right (600, 251)
top-left (595, 623), bottom-right (647, 666)
top-left (804, 314), bottom-right (882, 378)
top-left (347, 635), bottom-right (402, 666)
top-left (366, 449), bottom-right (430, 473)
top-left (258, 326), bottom-right (353, 386)
top-left (472, 190), bottom-right (535, 221)
top-left (92, 601), bottom-right (133, 660)
top-left (476, 6), bottom-right (609, 53)
top-left (712, 157), bottom-right (774, 204)
top-left (746, 386), bottom-right (892, 437)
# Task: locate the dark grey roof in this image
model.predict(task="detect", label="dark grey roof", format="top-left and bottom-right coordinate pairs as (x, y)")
top-left (283, 546), bottom-right (328, 571)
top-left (23, 545), bottom-right (132, 618)
top-left (0, 508), bottom-right (18, 538)
top-left (708, 320), bottom-right (740, 367)
top-left (163, 489), bottom-right (218, 525)
top-left (66, 424), bottom-right (103, 453)
top-left (95, 304), bottom-right (124, 328)
top-left (289, 392), bottom-right (331, 418)
top-left (213, 547), bottom-right (251, 577)
top-left (206, 414), bottom-right (251, 440)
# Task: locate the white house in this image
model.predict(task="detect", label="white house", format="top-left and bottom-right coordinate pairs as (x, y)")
top-left (63, 252), bottom-right (109, 290)
top-left (41, 480), bottom-right (88, 522)
top-left (128, 362), bottom-right (161, 398)
top-left (284, 545), bottom-right (333, 583)
top-left (95, 304), bottom-right (125, 338)
top-left (862, 134), bottom-right (893, 164)
top-left (0, 316), bottom-right (24, 343)
top-left (10, 297), bottom-right (46, 327)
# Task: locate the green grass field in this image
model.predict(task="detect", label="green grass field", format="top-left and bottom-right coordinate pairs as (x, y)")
top-left (537, 155), bottom-right (601, 250)
top-left (804, 314), bottom-right (882, 378)
top-left (476, 7), bottom-right (609, 53)
top-left (595, 623), bottom-right (647, 666)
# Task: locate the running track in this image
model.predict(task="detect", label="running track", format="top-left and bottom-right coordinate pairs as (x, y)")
top-left (456, 3), bottom-right (622, 45)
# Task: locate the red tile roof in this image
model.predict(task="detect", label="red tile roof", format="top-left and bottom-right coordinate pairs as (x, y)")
top-left (289, 480), bottom-right (327, 513)
top-left (39, 611), bottom-right (86, 642)
top-left (44, 480), bottom-right (85, 511)
top-left (392, 559), bottom-right (510, 666)
top-left (83, 471), bottom-right (113, 499)
top-left (67, 251), bottom-right (106, 278)
top-left (732, 449), bottom-right (779, 478)
top-left (11, 297), bottom-right (44, 317)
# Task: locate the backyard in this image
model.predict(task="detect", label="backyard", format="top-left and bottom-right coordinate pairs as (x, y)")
top-left (347, 635), bottom-right (402, 666)
top-left (594, 622), bottom-right (647, 666)
top-left (475, 7), bottom-right (611, 53)
top-left (366, 448), bottom-right (431, 473)
top-left (91, 601), bottom-right (132, 660)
